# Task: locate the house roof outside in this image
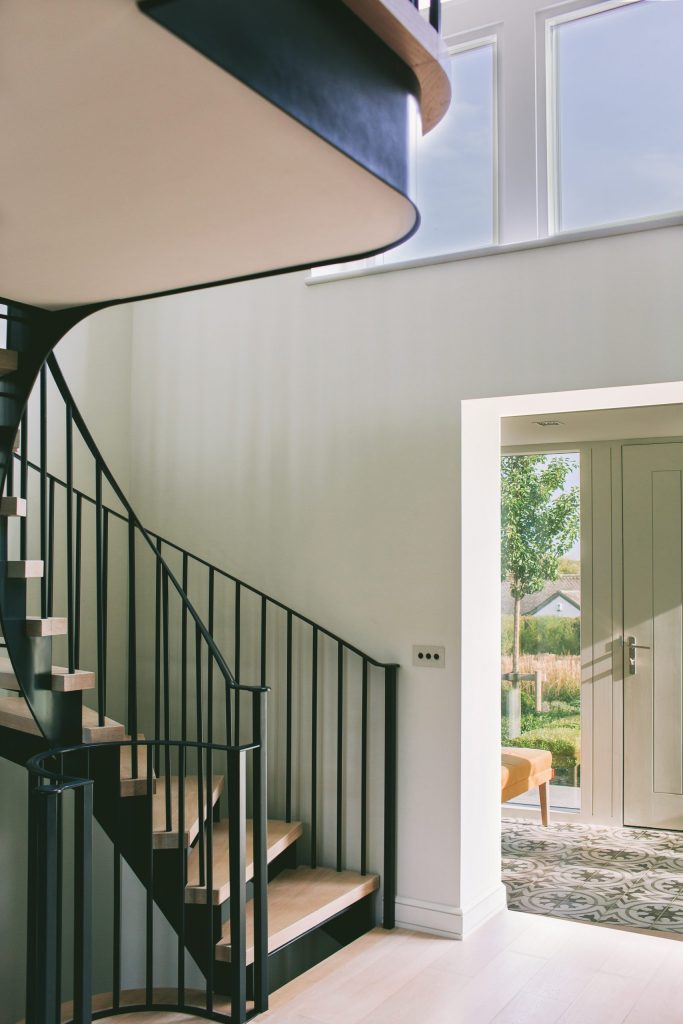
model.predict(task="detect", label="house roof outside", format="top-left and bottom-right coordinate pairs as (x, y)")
top-left (501, 574), bottom-right (581, 616)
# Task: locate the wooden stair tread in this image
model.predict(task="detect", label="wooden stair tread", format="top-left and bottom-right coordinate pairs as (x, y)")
top-left (0, 496), bottom-right (26, 517)
top-left (26, 616), bottom-right (68, 637)
top-left (186, 819), bottom-right (303, 905)
top-left (152, 775), bottom-right (225, 849)
top-left (0, 694), bottom-right (40, 735)
top-left (0, 656), bottom-right (21, 691)
top-left (7, 560), bottom-right (44, 578)
top-left (216, 866), bottom-right (380, 964)
top-left (0, 694), bottom-right (124, 743)
top-left (0, 349), bottom-right (18, 376)
top-left (119, 736), bottom-right (157, 798)
top-left (81, 706), bottom-right (126, 743)
top-left (0, 655), bottom-right (94, 693)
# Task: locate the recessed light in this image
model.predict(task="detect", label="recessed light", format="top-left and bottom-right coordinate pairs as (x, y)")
top-left (535, 419), bottom-right (563, 427)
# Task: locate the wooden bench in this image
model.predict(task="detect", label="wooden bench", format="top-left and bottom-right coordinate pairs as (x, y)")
top-left (501, 747), bottom-right (553, 826)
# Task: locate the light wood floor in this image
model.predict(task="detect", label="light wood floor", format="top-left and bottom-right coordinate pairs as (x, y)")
top-left (100, 909), bottom-right (683, 1023)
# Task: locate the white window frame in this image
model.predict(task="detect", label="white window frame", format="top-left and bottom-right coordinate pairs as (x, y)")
top-left (539, 0), bottom-right (680, 236)
top-left (309, 29), bottom-right (500, 279)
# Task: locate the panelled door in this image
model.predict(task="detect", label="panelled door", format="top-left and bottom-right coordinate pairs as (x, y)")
top-left (623, 441), bottom-right (683, 829)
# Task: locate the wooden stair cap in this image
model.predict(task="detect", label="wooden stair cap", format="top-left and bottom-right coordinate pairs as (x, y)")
top-left (7, 560), bottom-right (44, 579)
top-left (0, 496), bottom-right (26, 518)
top-left (0, 656), bottom-right (95, 693)
top-left (186, 819), bottom-right (303, 905)
top-left (26, 616), bottom-right (68, 637)
top-left (216, 866), bottom-right (380, 965)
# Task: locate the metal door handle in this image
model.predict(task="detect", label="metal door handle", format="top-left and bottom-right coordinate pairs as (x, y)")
top-left (627, 636), bottom-right (651, 675)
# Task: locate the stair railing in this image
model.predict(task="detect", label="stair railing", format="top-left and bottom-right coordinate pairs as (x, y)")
top-left (11, 353), bottom-right (400, 929)
top-left (26, 735), bottom-right (266, 1024)
top-left (408, 0), bottom-right (442, 33)
top-left (2, 350), bottom-right (269, 1022)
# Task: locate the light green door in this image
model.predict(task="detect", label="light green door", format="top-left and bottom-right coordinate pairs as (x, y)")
top-left (623, 441), bottom-right (683, 829)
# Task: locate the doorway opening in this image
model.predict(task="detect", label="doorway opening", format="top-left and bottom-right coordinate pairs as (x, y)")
top-left (461, 380), bottom-right (683, 936)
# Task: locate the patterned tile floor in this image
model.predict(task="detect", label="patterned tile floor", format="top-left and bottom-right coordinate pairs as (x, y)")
top-left (502, 817), bottom-right (683, 934)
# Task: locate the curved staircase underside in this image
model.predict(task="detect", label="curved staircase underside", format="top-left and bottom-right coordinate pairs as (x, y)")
top-left (0, 0), bottom-right (449, 311)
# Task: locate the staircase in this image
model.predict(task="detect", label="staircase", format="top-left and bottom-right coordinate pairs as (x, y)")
top-left (0, 334), bottom-right (396, 1024)
top-left (0, 2), bottom-right (450, 1019)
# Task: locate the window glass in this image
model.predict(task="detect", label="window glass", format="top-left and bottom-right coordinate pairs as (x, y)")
top-left (553, 0), bottom-right (683, 232)
top-left (310, 41), bottom-right (495, 277)
top-left (385, 42), bottom-right (496, 263)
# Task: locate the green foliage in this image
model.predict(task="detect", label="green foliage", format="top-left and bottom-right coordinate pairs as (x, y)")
top-left (506, 726), bottom-right (581, 769)
top-left (558, 557), bottom-right (580, 574)
top-left (501, 615), bottom-right (580, 656)
top-left (501, 455), bottom-right (580, 600)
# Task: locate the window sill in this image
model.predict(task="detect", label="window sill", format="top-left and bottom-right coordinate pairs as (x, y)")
top-left (305, 213), bottom-right (683, 286)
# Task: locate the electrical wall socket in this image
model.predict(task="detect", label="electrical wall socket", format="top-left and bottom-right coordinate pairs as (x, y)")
top-left (413, 645), bottom-right (445, 667)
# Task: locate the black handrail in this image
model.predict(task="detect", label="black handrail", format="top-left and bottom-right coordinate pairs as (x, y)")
top-left (16, 449), bottom-right (397, 672)
top-left (46, 354), bottom-right (256, 695)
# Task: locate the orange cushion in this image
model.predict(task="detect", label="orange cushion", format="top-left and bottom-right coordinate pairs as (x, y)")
top-left (501, 746), bottom-right (553, 790)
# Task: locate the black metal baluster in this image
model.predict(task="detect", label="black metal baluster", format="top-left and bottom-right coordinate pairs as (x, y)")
top-left (260, 594), bottom-right (267, 687)
top-left (228, 747), bottom-right (247, 1024)
top-left (40, 367), bottom-right (48, 618)
top-left (208, 568), bottom-right (214, 747)
top-left (336, 643), bottom-right (344, 872)
top-left (19, 411), bottom-right (27, 560)
top-left (154, 538), bottom-right (161, 773)
top-left (285, 610), bottom-right (293, 824)
top-left (195, 626), bottom-right (205, 888)
top-left (26, 775), bottom-right (37, 1024)
top-left (252, 690), bottom-right (269, 1014)
top-left (73, 783), bottom-right (93, 1024)
top-left (205, 742), bottom-right (214, 1013)
top-left (113, 764), bottom-right (121, 1011)
top-left (429, 0), bottom-right (441, 32)
top-left (311, 625), bottom-right (318, 869)
top-left (55, 776), bottom-right (62, 1020)
top-left (31, 788), bottom-right (60, 1024)
top-left (74, 493), bottom-right (82, 667)
top-left (128, 518), bottom-right (138, 778)
top-left (6, 434), bottom-right (14, 496)
top-left (163, 570), bottom-right (172, 832)
top-left (47, 477), bottom-right (55, 616)
top-left (95, 465), bottom-right (105, 725)
top-left (181, 553), bottom-right (188, 744)
top-left (383, 666), bottom-right (398, 929)
top-left (66, 404), bottom-right (75, 673)
top-left (102, 508), bottom-right (109, 683)
top-left (234, 582), bottom-right (241, 743)
top-left (361, 658), bottom-right (368, 876)
top-left (146, 745), bottom-right (154, 1007)
top-left (177, 744), bottom-right (186, 1007)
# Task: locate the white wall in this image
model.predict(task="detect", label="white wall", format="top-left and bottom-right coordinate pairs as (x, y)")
top-left (123, 222), bottom-right (683, 936)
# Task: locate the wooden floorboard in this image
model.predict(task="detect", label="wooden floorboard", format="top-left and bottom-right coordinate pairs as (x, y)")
top-left (18, 911), bottom-right (683, 1022)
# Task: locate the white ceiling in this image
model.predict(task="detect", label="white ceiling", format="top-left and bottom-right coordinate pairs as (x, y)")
top-left (502, 403), bottom-right (683, 447)
top-left (0, 0), bottom-right (417, 309)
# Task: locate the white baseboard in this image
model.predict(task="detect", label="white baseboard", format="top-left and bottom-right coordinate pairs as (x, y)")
top-left (392, 883), bottom-right (508, 940)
